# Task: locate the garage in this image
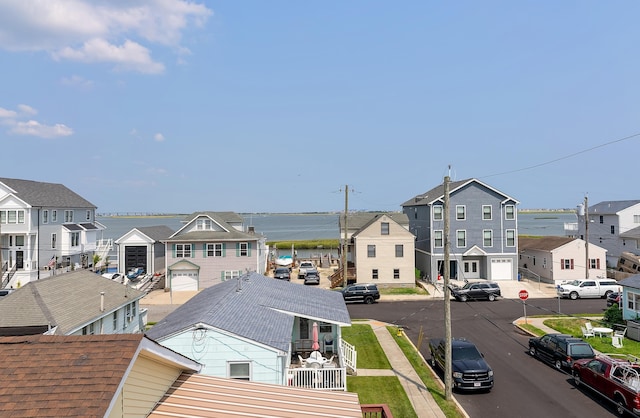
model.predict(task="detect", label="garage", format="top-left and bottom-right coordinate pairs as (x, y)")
top-left (490, 258), bottom-right (513, 281)
top-left (125, 245), bottom-right (147, 272)
top-left (171, 270), bottom-right (199, 291)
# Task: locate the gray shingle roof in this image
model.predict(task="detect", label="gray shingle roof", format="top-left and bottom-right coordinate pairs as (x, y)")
top-left (135, 225), bottom-right (175, 241)
top-left (401, 178), bottom-right (519, 207)
top-left (169, 211), bottom-right (258, 242)
top-left (589, 200), bottom-right (640, 215)
top-left (519, 236), bottom-right (577, 251)
top-left (0, 177), bottom-right (96, 208)
top-left (619, 274), bottom-right (640, 290)
top-left (338, 212), bottom-right (407, 231)
top-left (146, 273), bottom-right (351, 352)
top-left (0, 270), bottom-right (145, 335)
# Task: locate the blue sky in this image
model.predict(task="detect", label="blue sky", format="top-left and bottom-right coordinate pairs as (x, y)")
top-left (0, 1), bottom-right (638, 214)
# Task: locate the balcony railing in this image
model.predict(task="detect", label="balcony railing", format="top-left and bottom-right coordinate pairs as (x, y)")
top-left (286, 366), bottom-right (347, 391)
top-left (361, 404), bottom-right (394, 418)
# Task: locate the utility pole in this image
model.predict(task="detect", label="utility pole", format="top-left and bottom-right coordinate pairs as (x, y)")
top-left (443, 175), bottom-right (453, 400)
top-left (584, 195), bottom-right (589, 279)
top-left (342, 185), bottom-right (349, 288)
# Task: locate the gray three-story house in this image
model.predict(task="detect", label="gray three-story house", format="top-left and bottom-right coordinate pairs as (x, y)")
top-left (402, 178), bottom-right (519, 282)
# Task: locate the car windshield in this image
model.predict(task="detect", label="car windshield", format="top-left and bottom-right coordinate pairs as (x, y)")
top-left (452, 346), bottom-right (482, 361)
top-left (563, 280), bottom-right (581, 286)
top-left (275, 269), bottom-right (288, 273)
top-left (570, 344), bottom-right (594, 356)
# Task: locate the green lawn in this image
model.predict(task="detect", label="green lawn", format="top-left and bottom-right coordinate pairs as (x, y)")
top-left (341, 324), bottom-right (391, 369)
top-left (348, 376), bottom-right (417, 418)
top-left (542, 317), bottom-right (640, 355)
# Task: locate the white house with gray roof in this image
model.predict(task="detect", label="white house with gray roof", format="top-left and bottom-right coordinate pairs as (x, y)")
top-left (575, 200), bottom-right (640, 268)
top-left (146, 272), bottom-right (354, 390)
top-left (0, 177), bottom-right (103, 287)
top-left (115, 225), bottom-right (174, 276)
top-left (0, 270), bottom-right (146, 336)
top-left (163, 212), bottom-right (268, 291)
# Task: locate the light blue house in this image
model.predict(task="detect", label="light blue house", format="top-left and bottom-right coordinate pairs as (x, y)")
top-left (402, 178), bottom-right (520, 282)
top-left (619, 275), bottom-right (640, 322)
top-left (145, 272), bottom-right (355, 390)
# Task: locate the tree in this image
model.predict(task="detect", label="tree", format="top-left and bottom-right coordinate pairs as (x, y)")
top-left (92, 254), bottom-right (101, 272)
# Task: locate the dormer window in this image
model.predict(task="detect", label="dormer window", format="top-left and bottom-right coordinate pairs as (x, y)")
top-left (197, 218), bottom-right (213, 230)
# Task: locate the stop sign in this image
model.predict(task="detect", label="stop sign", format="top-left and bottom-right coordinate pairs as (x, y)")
top-left (519, 289), bottom-right (529, 300)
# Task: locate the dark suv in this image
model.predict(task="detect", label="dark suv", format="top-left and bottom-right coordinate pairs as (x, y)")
top-left (450, 281), bottom-right (501, 302)
top-left (341, 284), bottom-right (380, 304)
top-left (528, 333), bottom-right (595, 370)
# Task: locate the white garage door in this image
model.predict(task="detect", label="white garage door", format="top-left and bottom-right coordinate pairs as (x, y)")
top-left (491, 259), bottom-right (512, 281)
top-left (171, 270), bottom-right (199, 291)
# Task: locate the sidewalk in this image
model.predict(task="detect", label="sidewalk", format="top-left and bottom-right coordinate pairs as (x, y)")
top-left (357, 320), bottom-right (448, 418)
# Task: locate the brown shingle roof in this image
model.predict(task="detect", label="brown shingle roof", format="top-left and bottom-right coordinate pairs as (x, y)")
top-left (0, 334), bottom-right (143, 417)
top-left (518, 236), bottom-right (576, 251)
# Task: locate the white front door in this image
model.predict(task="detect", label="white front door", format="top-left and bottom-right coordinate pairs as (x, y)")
top-left (463, 261), bottom-right (480, 279)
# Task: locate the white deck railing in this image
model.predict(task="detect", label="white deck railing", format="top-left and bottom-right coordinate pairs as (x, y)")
top-left (340, 339), bottom-right (357, 374)
top-left (286, 366), bottom-right (346, 391)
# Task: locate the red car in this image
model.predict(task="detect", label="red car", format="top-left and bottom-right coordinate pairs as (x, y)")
top-left (572, 354), bottom-right (640, 416)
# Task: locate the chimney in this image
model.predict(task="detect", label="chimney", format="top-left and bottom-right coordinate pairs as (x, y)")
top-left (248, 226), bottom-right (255, 234)
top-left (100, 291), bottom-right (105, 312)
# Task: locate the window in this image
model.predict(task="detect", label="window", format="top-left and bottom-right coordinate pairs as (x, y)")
top-left (628, 291), bottom-right (640, 314)
top-left (82, 323), bottom-right (95, 335)
top-left (51, 233), bottom-right (56, 249)
top-left (64, 210), bottom-right (73, 223)
top-left (483, 230), bottom-right (493, 247)
top-left (207, 243), bottom-right (223, 257)
top-left (197, 218), bottom-right (213, 230)
top-left (71, 232), bottom-right (80, 247)
top-left (51, 210), bottom-right (57, 222)
top-left (393, 269), bottom-right (400, 279)
top-left (600, 216), bottom-right (604, 224)
top-left (1, 210), bottom-right (25, 224)
top-left (589, 258), bottom-right (601, 269)
top-left (506, 229), bottom-right (515, 247)
top-left (456, 205), bottom-right (466, 220)
top-left (175, 244), bottom-right (192, 258)
top-left (434, 230), bottom-right (443, 248)
top-left (372, 269), bottom-right (378, 280)
top-left (482, 205), bottom-right (492, 220)
top-left (611, 225), bottom-right (615, 234)
top-left (85, 210), bottom-right (91, 221)
top-left (433, 205), bottom-right (443, 220)
top-left (228, 362), bottom-right (251, 380)
top-left (15, 236), bottom-right (24, 246)
top-left (561, 259), bottom-right (574, 270)
top-left (238, 242), bottom-right (249, 257)
top-left (43, 210), bottom-right (49, 224)
top-left (635, 215), bottom-right (640, 224)
top-left (505, 205), bottom-right (515, 220)
top-left (395, 244), bottom-right (404, 257)
top-left (113, 311), bottom-right (118, 330)
top-left (367, 245), bottom-right (376, 257)
top-left (222, 270), bottom-right (241, 281)
top-left (381, 222), bottom-right (389, 235)
top-left (456, 230), bottom-right (466, 247)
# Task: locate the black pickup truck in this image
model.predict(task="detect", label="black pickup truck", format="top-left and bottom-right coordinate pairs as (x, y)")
top-left (428, 337), bottom-right (494, 392)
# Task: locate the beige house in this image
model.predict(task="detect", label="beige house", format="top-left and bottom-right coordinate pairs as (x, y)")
top-left (347, 213), bottom-right (415, 287)
top-left (518, 236), bottom-right (607, 284)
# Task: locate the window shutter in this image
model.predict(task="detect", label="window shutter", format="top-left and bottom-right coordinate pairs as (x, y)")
top-left (561, 259), bottom-right (564, 270)
top-left (570, 259), bottom-right (574, 269)
top-left (221, 271), bottom-right (225, 281)
top-left (173, 244), bottom-right (176, 258)
top-left (248, 242), bottom-right (252, 256)
top-left (236, 243), bottom-right (240, 257)
top-left (191, 244), bottom-right (195, 258)
top-left (597, 259), bottom-right (600, 269)
top-left (203, 243), bottom-right (207, 257)
top-left (222, 243), bottom-right (226, 257)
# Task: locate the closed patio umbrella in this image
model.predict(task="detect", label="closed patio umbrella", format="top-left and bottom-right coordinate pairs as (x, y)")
top-left (312, 322), bottom-right (320, 351)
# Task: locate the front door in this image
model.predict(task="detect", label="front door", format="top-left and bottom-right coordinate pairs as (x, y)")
top-left (16, 251), bottom-right (23, 269)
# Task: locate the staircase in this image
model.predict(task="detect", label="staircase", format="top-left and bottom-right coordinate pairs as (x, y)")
top-left (329, 267), bottom-right (356, 288)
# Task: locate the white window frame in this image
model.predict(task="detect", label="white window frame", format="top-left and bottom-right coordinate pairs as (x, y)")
top-left (506, 229), bottom-right (516, 247)
top-left (456, 230), bottom-right (466, 248)
top-left (239, 242), bottom-right (249, 257)
top-left (43, 210), bottom-right (49, 224)
top-left (434, 230), bottom-right (443, 248)
top-left (505, 205), bottom-right (515, 220)
top-left (483, 230), bottom-right (493, 247)
top-left (433, 205), bottom-right (443, 221)
top-left (228, 361), bottom-right (252, 380)
top-left (71, 232), bottom-right (80, 247)
top-left (628, 291), bottom-right (640, 315)
top-left (381, 222), bottom-right (390, 235)
top-left (367, 245), bottom-right (376, 258)
top-left (86, 210), bottom-right (91, 221)
top-left (51, 210), bottom-right (57, 222)
top-left (197, 218), bottom-right (213, 230)
top-left (395, 244), bottom-right (403, 257)
top-left (456, 205), bottom-right (466, 220)
top-left (176, 244), bottom-right (192, 258)
top-left (223, 270), bottom-right (241, 281)
top-left (207, 243), bottom-right (223, 257)
top-left (65, 210), bottom-right (73, 223)
top-left (482, 205), bottom-right (492, 220)
top-left (51, 233), bottom-right (57, 249)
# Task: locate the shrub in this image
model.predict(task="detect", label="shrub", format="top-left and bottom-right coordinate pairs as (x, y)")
top-left (603, 304), bottom-right (624, 327)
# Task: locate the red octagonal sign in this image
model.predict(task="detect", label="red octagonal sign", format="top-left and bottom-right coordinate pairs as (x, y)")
top-left (519, 289), bottom-right (529, 300)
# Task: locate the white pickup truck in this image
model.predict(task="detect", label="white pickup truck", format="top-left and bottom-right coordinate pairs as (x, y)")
top-left (556, 278), bottom-right (620, 300)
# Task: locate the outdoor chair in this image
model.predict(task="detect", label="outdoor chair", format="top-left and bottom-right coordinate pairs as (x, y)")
top-left (585, 322), bottom-right (595, 333)
top-left (614, 327), bottom-right (627, 338)
top-left (612, 335), bottom-right (624, 349)
top-left (581, 325), bottom-right (595, 338)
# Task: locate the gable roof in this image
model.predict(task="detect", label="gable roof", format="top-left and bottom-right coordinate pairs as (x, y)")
top-left (168, 211), bottom-right (258, 242)
top-left (351, 213), bottom-right (413, 238)
top-left (519, 236), bottom-right (577, 252)
top-left (0, 177), bottom-right (96, 208)
top-left (0, 334), bottom-right (200, 418)
top-left (146, 273), bottom-right (351, 351)
top-left (0, 270), bottom-right (145, 335)
top-left (619, 274), bottom-right (640, 290)
top-left (339, 212), bottom-right (407, 232)
top-left (135, 225), bottom-right (175, 241)
top-left (589, 200), bottom-right (640, 215)
top-left (149, 372), bottom-right (362, 418)
top-left (401, 178), bottom-right (519, 207)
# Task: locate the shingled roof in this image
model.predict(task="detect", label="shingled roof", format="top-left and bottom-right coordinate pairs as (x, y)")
top-left (0, 334), bottom-right (143, 417)
top-left (401, 178), bottom-right (519, 207)
top-left (146, 272), bottom-right (351, 351)
top-left (0, 270), bottom-right (145, 335)
top-left (0, 177), bottom-right (95, 208)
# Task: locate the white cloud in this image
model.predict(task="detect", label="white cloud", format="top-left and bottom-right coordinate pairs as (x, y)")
top-left (154, 133), bottom-right (165, 142)
top-left (0, 107), bottom-right (17, 119)
top-left (17, 104), bottom-right (37, 115)
top-left (0, 1), bottom-right (212, 74)
top-left (10, 120), bottom-right (73, 138)
top-left (60, 75), bottom-right (94, 89)
top-left (54, 38), bottom-right (165, 74)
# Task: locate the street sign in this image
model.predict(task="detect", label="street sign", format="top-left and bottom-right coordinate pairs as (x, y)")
top-left (519, 289), bottom-right (529, 300)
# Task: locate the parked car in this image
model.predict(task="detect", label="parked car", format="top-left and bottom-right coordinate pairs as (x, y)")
top-left (273, 267), bottom-right (291, 281)
top-left (0, 289), bottom-right (15, 297)
top-left (298, 261), bottom-right (316, 279)
top-left (449, 281), bottom-right (501, 302)
top-left (303, 271), bottom-right (320, 285)
top-left (429, 337), bottom-right (494, 391)
top-left (341, 283), bottom-right (380, 304)
top-left (607, 292), bottom-right (621, 307)
top-left (528, 333), bottom-right (595, 371)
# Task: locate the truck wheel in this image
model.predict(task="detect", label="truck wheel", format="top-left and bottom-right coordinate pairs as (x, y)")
top-left (573, 371), bottom-right (581, 387)
top-left (459, 294), bottom-right (468, 302)
top-left (529, 346), bottom-right (537, 357)
top-left (615, 396), bottom-right (627, 417)
top-left (364, 296), bottom-right (374, 304)
top-left (430, 353), bottom-right (437, 367)
top-left (569, 292), bottom-right (579, 300)
top-left (604, 290), bottom-right (613, 299)
top-left (488, 294), bottom-right (496, 301)
top-left (554, 359), bottom-right (562, 370)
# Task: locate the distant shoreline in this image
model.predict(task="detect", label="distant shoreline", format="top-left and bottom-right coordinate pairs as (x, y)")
top-left (98, 209), bottom-right (576, 218)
